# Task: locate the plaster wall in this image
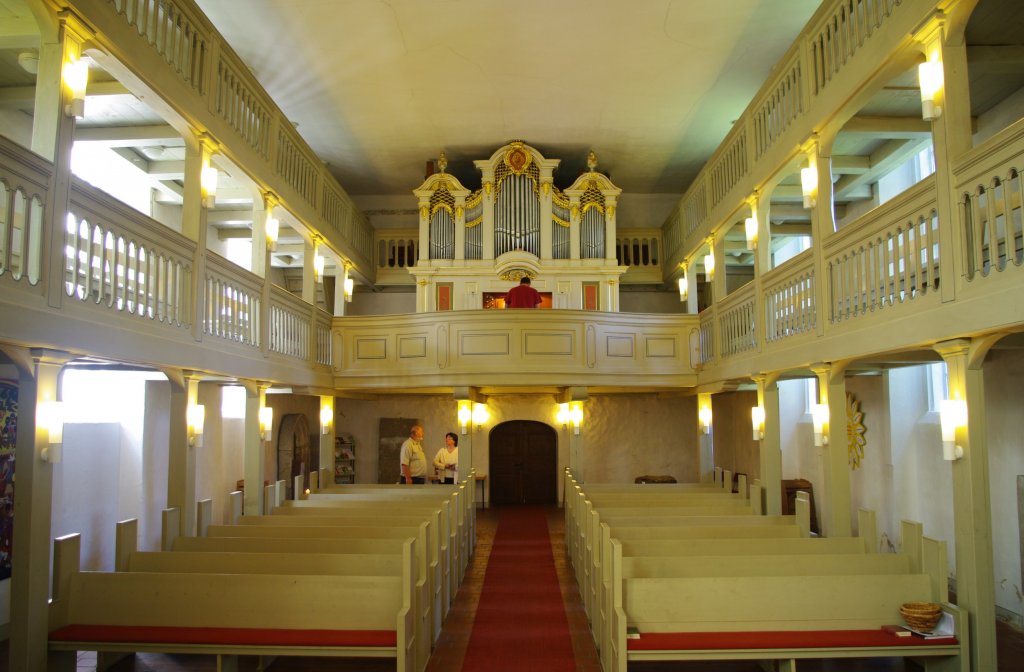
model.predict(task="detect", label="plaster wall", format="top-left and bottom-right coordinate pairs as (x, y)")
top-left (983, 348), bottom-right (1024, 621)
top-left (709, 391), bottom-right (760, 485)
top-left (347, 290), bottom-right (416, 316)
top-left (143, 381), bottom-right (170, 550)
top-left (51, 423), bottom-right (123, 571)
top-left (336, 393), bottom-right (700, 499)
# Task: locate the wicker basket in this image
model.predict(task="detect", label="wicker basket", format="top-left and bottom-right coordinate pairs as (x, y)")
top-left (900, 601), bottom-right (942, 632)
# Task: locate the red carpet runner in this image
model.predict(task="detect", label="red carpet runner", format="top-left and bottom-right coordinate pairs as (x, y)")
top-left (460, 506), bottom-right (576, 671)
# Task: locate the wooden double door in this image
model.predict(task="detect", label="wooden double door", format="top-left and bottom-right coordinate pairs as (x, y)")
top-left (489, 420), bottom-right (557, 505)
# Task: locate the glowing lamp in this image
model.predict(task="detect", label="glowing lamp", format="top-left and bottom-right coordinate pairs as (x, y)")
top-left (751, 406), bottom-right (765, 441)
top-left (703, 253), bottom-right (715, 280)
top-left (569, 401), bottom-right (584, 435)
top-left (320, 405), bottom-right (333, 435)
top-left (265, 216), bottom-right (280, 251)
top-left (811, 403), bottom-right (829, 447)
top-left (745, 216), bottom-right (758, 249)
top-left (939, 398), bottom-right (966, 460)
top-left (38, 400), bottom-right (65, 463)
top-left (201, 163), bottom-right (218, 208)
top-left (471, 403), bottom-right (489, 428)
top-left (678, 275), bottom-right (687, 302)
top-left (344, 277), bottom-right (354, 302)
top-left (458, 400), bottom-right (472, 434)
top-left (259, 406), bottom-right (273, 442)
top-left (918, 59), bottom-right (944, 121)
top-left (313, 253), bottom-right (325, 282)
top-left (63, 57), bottom-right (89, 118)
top-left (698, 406), bottom-right (712, 434)
top-left (801, 167), bottom-right (817, 209)
top-left (187, 403), bottom-right (205, 448)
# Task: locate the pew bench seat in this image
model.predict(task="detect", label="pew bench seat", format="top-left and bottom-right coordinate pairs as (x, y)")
top-left (626, 628), bottom-right (961, 668)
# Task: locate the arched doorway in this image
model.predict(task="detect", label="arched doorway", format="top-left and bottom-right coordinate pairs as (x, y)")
top-left (488, 420), bottom-right (557, 505)
top-left (278, 413), bottom-right (311, 498)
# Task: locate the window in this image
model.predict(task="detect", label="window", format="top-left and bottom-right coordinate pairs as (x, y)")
top-left (926, 362), bottom-right (948, 412)
top-left (877, 145), bottom-right (936, 205)
top-left (222, 385), bottom-right (246, 419)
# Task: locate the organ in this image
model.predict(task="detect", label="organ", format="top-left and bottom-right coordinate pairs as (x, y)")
top-left (411, 141), bottom-right (626, 312)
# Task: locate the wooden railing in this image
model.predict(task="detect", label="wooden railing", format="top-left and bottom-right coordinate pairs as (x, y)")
top-left (824, 178), bottom-right (940, 325)
top-left (79, 0), bottom-right (374, 277)
top-left (717, 283), bottom-right (757, 360)
top-left (66, 178), bottom-right (194, 329)
top-left (0, 135), bottom-right (329, 384)
top-left (762, 249), bottom-right (817, 345)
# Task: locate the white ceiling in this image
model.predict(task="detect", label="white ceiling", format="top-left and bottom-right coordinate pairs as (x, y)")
top-left (193, 0), bottom-right (822, 196)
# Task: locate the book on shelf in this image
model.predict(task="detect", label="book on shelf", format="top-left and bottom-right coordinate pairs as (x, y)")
top-left (626, 627), bottom-right (640, 640)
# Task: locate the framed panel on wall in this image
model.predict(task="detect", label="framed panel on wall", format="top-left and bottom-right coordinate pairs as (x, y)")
top-left (436, 283), bottom-right (453, 311)
top-left (583, 282), bottom-right (599, 311)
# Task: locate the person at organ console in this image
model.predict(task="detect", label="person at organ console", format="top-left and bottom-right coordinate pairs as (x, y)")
top-left (504, 276), bottom-right (541, 308)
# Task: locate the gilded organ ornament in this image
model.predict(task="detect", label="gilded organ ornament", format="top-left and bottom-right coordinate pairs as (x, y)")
top-left (847, 392), bottom-right (867, 469)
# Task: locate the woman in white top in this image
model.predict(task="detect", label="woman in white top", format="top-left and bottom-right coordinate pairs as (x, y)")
top-left (433, 432), bottom-right (459, 484)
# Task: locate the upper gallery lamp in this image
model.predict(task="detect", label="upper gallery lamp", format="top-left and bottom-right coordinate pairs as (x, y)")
top-left (38, 400), bottom-right (65, 463)
top-left (344, 277), bottom-right (355, 302)
top-left (744, 217), bottom-right (758, 249)
top-left (751, 406), bottom-right (765, 441)
top-left (800, 166), bottom-right (817, 209)
top-left (811, 403), bottom-right (829, 447)
top-left (698, 405), bottom-right (712, 434)
top-left (703, 253), bottom-right (715, 280)
top-left (187, 403), bottom-right (205, 448)
top-left (319, 404), bottom-right (333, 435)
top-left (265, 216), bottom-right (280, 251)
top-left (313, 247), bottom-right (325, 282)
top-left (63, 56), bottom-right (89, 118)
top-left (200, 162), bottom-right (218, 208)
top-left (458, 400), bottom-right (472, 434)
top-left (259, 406), bottom-right (273, 442)
top-left (918, 58), bottom-right (944, 121)
top-left (939, 398), bottom-right (966, 460)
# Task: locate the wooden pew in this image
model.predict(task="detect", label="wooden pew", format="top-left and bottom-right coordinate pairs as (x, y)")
top-left (604, 532), bottom-right (966, 672)
top-left (277, 497), bottom-right (460, 607)
top-left (48, 533), bottom-right (419, 672)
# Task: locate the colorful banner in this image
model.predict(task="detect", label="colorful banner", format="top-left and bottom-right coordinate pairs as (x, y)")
top-left (0, 379), bottom-right (16, 581)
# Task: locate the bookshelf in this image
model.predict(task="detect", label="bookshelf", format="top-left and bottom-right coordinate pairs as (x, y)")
top-left (334, 434), bottom-right (355, 484)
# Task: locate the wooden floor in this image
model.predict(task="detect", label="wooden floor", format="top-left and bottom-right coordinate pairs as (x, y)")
top-left (3, 507), bottom-right (1022, 671)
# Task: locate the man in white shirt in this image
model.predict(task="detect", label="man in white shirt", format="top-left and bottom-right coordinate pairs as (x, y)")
top-left (400, 424), bottom-right (427, 484)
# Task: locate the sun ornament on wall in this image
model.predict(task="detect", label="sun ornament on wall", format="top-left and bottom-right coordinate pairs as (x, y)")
top-left (847, 392), bottom-right (867, 469)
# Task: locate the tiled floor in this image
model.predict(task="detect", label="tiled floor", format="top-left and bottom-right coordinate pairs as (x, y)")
top-left (3, 507), bottom-right (1023, 671)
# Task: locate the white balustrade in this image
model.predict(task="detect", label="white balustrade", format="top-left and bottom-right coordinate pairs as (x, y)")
top-left (718, 284), bottom-right (758, 359)
top-left (204, 253), bottom-right (261, 346)
top-left (0, 138), bottom-right (50, 287)
top-left (763, 249), bottom-right (816, 343)
top-left (269, 286), bottom-right (311, 360)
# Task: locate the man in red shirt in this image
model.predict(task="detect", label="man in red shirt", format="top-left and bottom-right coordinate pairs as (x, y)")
top-left (504, 276), bottom-right (541, 308)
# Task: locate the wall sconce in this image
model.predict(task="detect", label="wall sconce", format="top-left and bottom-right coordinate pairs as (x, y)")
top-left (569, 401), bottom-right (584, 435)
top-left (200, 163), bottom-right (218, 208)
top-left (63, 57), bottom-right (89, 118)
top-left (556, 402), bottom-right (569, 428)
top-left (344, 277), bottom-right (354, 302)
top-left (319, 405), bottom-right (333, 435)
top-left (703, 253), bottom-right (715, 280)
top-left (471, 402), bottom-right (489, 429)
top-left (187, 403), bottom-right (205, 448)
top-left (939, 398), bottom-right (966, 460)
top-left (38, 400), bottom-right (65, 463)
top-left (811, 403), bottom-right (829, 447)
top-left (678, 273), bottom-right (687, 302)
top-left (800, 166), bottom-right (817, 209)
top-left (313, 252), bottom-right (325, 282)
top-left (265, 216), bottom-right (279, 251)
top-left (918, 58), bottom-right (944, 121)
top-left (458, 400), bottom-right (472, 435)
top-left (259, 406), bottom-right (273, 442)
top-left (745, 217), bottom-right (758, 249)
top-left (751, 405), bottom-right (765, 441)
top-left (698, 405), bottom-right (712, 434)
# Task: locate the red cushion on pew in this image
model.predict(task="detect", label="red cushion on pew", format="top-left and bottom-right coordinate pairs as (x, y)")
top-left (627, 630), bottom-right (957, 651)
top-left (50, 625), bottom-right (396, 648)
